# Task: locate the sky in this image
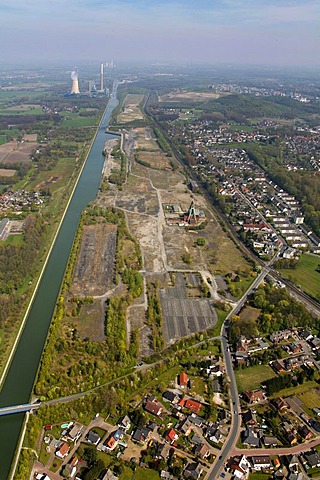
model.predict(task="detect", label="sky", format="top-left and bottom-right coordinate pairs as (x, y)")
top-left (1, 0), bottom-right (320, 66)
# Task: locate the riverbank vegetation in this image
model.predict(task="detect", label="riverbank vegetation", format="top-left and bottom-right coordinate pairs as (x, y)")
top-left (34, 205), bottom-right (143, 399)
top-left (0, 90), bottom-right (109, 378)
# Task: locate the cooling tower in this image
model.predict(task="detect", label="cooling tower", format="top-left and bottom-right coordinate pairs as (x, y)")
top-left (70, 70), bottom-right (80, 94)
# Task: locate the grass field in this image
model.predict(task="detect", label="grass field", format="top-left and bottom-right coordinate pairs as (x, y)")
top-left (0, 135), bottom-right (7, 145)
top-left (270, 380), bottom-right (319, 399)
top-left (240, 305), bottom-right (261, 322)
top-left (62, 112), bottom-right (98, 127)
top-left (297, 388), bottom-right (320, 414)
top-left (279, 253), bottom-right (320, 300)
top-left (249, 474), bottom-right (271, 480)
top-left (236, 364), bottom-right (276, 392)
top-left (3, 235), bottom-right (24, 245)
top-left (134, 467), bottom-right (160, 480)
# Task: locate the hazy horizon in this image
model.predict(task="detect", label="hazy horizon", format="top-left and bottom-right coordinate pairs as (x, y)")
top-left (1, 0), bottom-right (320, 67)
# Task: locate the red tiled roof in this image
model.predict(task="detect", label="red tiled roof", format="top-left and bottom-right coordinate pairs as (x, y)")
top-left (180, 398), bottom-right (202, 413)
top-left (179, 372), bottom-right (189, 387)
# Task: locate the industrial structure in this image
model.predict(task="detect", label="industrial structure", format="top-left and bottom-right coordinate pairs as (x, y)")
top-left (100, 62), bottom-right (104, 92)
top-left (70, 70), bottom-right (80, 95)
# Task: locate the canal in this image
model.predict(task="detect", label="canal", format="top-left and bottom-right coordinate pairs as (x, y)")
top-left (0, 84), bottom-right (119, 480)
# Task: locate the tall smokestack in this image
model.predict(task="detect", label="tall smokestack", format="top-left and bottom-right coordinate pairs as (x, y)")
top-left (70, 70), bottom-right (80, 95)
top-left (100, 62), bottom-right (104, 91)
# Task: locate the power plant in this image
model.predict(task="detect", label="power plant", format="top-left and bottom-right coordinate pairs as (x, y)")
top-left (70, 70), bottom-right (80, 95)
top-left (100, 62), bottom-right (104, 92)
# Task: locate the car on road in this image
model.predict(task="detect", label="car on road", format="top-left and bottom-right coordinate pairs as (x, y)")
top-left (220, 473), bottom-right (226, 478)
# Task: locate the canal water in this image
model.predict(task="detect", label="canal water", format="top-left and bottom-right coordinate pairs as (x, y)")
top-left (0, 84), bottom-right (119, 479)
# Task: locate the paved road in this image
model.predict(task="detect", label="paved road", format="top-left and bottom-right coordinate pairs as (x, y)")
top-left (205, 268), bottom-right (269, 479)
top-left (234, 434), bottom-right (320, 456)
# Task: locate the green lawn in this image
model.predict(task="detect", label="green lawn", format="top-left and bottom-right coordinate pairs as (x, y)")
top-left (279, 253), bottom-right (320, 301)
top-left (249, 474), bottom-right (272, 480)
top-left (119, 466), bottom-right (134, 480)
top-left (134, 467), bottom-right (160, 480)
top-left (270, 380), bottom-right (319, 399)
top-left (3, 235), bottom-right (24, 245)
top-left (62, 113), bottom-right (98, 127)
top-left (236, 364), bottom-right (276, 392)
top-left (0, 135), bottom-right (7, 145)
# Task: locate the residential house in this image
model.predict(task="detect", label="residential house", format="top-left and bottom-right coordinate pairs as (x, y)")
top-left (117, 415), bottom-right (131, 432)
top-left (205, 426), bottom-right (221, 444)
top-left (297, 424), bottom-right (313, 441)
top-left (131, 426), bottom-right (150, 444)
top-left (310, 337), bottom-right (320, 351)
top-left (165, 428), bottom-right (178, 445)
top-left (300, 330), bottom-right (313, 341)
top-left (270, 330), bottom-right (291, 343)
top-left (250, 456), bottom-right (272, 471)
top-left (183, 461), bottom-right (203, 479)
top-left (86, 431), bottom-right (101, 445)
top-left (178, 373), bottom-right (189, 389)
top-left (242, 409), bottom-right (258, 427)
top-left (212, 378), bottom-right (222, 393)
top-left (191, 434), bottom-right (202, 446)
top-left (102, 470), bottom-right (119, 480)
top-left (303, 451), bottom-right (320, 468)
top-left (160, 471), bottom-right (173, 480)
top-left (194, 443), bottom-right (210, 459)
top-left (177, 417), bottom-right (194, 436)
top-left (188, 414), bottom-right (203, 428)
top-left (104, 430), bottom-right (124, 451)
top-left (156, 443), bottom-right (171, 460)
top-left (67, 424), bottom-right (83, 443)
top-left (56, 442), bottom-right (70, 459)
top-left (283, 430), bottom-right (298, 446)
top-left (64, 461), bottom-right (77, 478)
top-left (163, 391), bottom-right (179, 404)
top-left (230, 455), bottom-right (251, 479)
top-left (144, 399), bottom-right (163, 416)
top-left (243, 427), bottom-right (260, 448)
top-left (243, 389), bottom-right (265, 404)
top-left (263, 436), bottom-right (278, 447)
top-left (271, 360), bottom-right (286, 373)
top-left (179, 398), bottom-right (202, 414)
top-left (272, 397), bottom-right (289, 413)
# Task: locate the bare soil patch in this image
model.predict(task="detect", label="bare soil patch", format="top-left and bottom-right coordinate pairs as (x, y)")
top-left (23, 133), bottom-right (38, 141)
top-left (159, 91), bottom-right (220, 102)
top-left (239, 305), bottom-right (261, 322)
top-left (0, 169), bottom-right (16, 177)
top-left (126, 213), bottom-right (164, 273)
top-left (117, 94), bottom-right (144, 123)
top-left (137, 151), bottom-right (172, 170)
top-left (115, 178), bottom-right (159, 216)
top-left (72, 223), bottom-right (117, 296)
top-left (6, 104), bottom-right (39, 111)
top-left (0, 140), bottom-right (37, 164)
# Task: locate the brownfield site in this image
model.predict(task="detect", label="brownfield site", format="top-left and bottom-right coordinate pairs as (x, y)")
top-left (117, 94), bottom-right (144, 124)
top-left (159, 91), bottom-right (221, 102)
top-left (160, 272), bottom-right (218, 345)
top-left (71, 223), bottom-right (117, 296)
